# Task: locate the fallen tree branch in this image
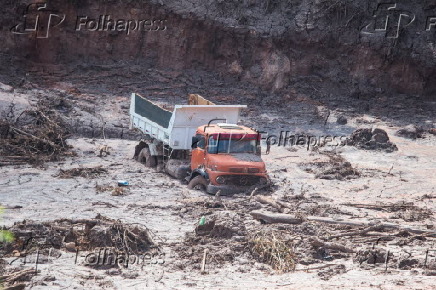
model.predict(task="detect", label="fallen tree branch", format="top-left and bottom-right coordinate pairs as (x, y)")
top-left (1, 268), bottom-right (36, 283)
top-left (10, 126), bottom-right (59, 149)
top-left (309, 237), bottom-right (354, 253)
top-left (254, 196), bottom-right (284, 213)
top-left (250, 211), bottom-right (304, 224)
top-left (295, 263), bottom-right (340, 272)
top-left (250, 211), bottom-right (436, 237)
top-left (341, 202), bottom-right (415, 211)
top-left (329, 225), bottom-right (385, 239)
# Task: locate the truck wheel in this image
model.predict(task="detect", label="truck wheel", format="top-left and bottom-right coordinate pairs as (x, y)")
top-left (134, 142), bottom-right (147, 161)
top-left (187, 176), bottom-right (208, 191)
top-left (138, 148), bottom-right (157, 167)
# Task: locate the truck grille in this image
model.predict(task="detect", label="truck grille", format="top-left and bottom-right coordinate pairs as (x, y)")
top-left (229, 168), bottom-right (260, 173)
top-left (229, 167), bottom-right (244, 173)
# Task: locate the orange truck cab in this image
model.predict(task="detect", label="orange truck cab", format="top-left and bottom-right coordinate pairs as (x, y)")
top-left (189, 123), bottom-right (269, 194)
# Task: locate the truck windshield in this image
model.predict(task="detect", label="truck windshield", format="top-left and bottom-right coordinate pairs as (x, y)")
top-left (208, 137), bottom-right (257, 154)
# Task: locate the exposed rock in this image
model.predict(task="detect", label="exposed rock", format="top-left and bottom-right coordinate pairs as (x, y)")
top-left (336, 116), bottom-right (347, 125)
top-left (345, 128), bottom-right (398, 153)
top-left (396, 125), bottom-right (425, 139)
top-left (371, 128), bottom-right (390, 143)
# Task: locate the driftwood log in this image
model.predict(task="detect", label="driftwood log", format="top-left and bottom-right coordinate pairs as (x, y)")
top-left (250, 211), bottom-right (304, 224)
top-left (309, 237), bottom-right (354, 253)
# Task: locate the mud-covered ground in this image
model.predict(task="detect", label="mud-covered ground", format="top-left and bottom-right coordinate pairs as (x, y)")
top-left (0, 76), bottom-right (435, 289)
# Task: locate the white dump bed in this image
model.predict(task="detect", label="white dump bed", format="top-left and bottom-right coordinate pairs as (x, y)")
top-left (129, 93), bottom-right (247, 150)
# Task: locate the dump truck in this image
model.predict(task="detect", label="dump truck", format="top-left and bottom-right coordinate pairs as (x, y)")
top-left (129, 93), bottom-right (269, 194)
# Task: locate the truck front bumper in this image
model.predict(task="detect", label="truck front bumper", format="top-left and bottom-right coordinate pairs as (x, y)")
top-left (206, 182), bottom-right (269, 195)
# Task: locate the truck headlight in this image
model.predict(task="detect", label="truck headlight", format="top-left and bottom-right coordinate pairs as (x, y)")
top-left (209, 164), bottom-right (218, 171)
top-left (216, 176), bottom-right (226, 184)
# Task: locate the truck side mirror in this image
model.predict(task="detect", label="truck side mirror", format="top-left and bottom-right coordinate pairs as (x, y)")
top-left (191, 136), bottom-right (199, 149)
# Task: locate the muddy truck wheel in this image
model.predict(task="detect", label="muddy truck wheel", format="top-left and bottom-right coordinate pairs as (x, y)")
top-left (138, 147), bottom-right (157, 167)
top-left (134, 142), bottom-right (147, 161)
top-left (187, 176), bottom-right (208, 191)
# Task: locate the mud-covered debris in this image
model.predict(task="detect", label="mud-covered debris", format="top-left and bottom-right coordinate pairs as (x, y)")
top-left (195, 211), bottom-right (245, 239)
top-left (173, 211), bottom-right (248, 270)
top-left (398, 258), bottom-right (420, 270)
top-left (345, 128), bottom-right (398, 152)
top-left (0, 268), bottom-right (35, 289)
top-left (396, 125), bottom-right (424, 139)
top-left (57, 166), bottom-right (108, 179)
top-left (111, 187), bottom-right (127, 196)
top-left (96, 184), bottom-right (128, 196)
top-left (1, 216), bottom-right (155, 257)
top-left (354, 248), bottom-right (390, 265)
top-left (318, 264), bottom-right (346, 280)
top-left (390, 207), bottom-right (433, 222)
top-left (300, 153), bottom-right (360, 180)
top-left (343, 202), bottom-right (433, 222)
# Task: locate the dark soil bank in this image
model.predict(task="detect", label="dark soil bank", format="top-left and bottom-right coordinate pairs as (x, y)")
top-left (1, 0), bottom-right (436, 98)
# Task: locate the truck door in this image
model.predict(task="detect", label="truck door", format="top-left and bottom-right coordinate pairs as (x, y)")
top-left (191, 134), bottom-right (206, 170)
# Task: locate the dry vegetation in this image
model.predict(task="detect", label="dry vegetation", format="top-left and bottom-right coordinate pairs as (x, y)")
top-left (249, 230), bottom-right (296, 272)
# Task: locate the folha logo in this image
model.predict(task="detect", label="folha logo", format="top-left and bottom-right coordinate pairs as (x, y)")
top-left (361, 3), bottom-right (415, 39)
top-left (11, 3), bottom-right (66, 39)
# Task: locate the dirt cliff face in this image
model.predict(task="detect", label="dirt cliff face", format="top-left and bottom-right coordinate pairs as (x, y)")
top-left (1, 0), bottom-right (435, 98)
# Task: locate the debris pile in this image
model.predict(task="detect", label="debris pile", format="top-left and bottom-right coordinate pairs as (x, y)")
top-left (300, 153), bottom-right (360, 180)
top-left (0, 97), bottom-right (72, 166)
top-left (96, 184), bottom-right (127, 196)
top-left (0, 216), bottom-right (156, 288)
top-left (56, 166), bottom-right (108, 179)
top-left (173, 211), bottom-right (248, 270)
top-left (344, 128), bottom-right (398, 152)
top-left (1, 216), bottom-right (155, 256)
top-left (341, 202), bottom-right (433, 222)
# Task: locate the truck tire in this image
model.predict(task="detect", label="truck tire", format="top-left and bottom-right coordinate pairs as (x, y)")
top-left (138, 148), bottom-right (157, 167)
top-left (187, 176), bottom-right (208, 191)
top-left (134, 142), bottom-right (147, 161)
